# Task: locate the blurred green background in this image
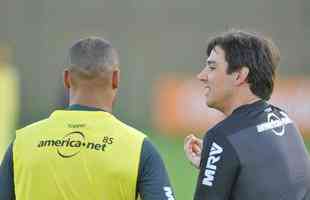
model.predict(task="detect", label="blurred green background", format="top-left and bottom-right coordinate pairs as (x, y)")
top-left (1, 0), bottom-right (310, 199)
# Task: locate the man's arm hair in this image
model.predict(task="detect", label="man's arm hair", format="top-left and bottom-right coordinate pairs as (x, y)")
top-left (0, 142), bottom-right (15, 200)
top-left (137, 138), bottom-right (175, 200)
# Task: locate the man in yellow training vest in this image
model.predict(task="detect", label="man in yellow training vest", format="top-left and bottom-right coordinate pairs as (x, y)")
top-left (0, 37), bottom-right (175, 200)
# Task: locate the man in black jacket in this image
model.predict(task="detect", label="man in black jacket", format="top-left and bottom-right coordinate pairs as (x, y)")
top-left (184, 30), bottom-right (310, 200)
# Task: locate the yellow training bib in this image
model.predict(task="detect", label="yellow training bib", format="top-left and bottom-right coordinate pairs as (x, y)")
top-left (13, 110), bottom-right (146, 200)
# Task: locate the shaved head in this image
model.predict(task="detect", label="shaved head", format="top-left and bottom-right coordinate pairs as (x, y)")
top-left (68, 37), bottom-right (119, 79)
top-left (64, 37), bottom-right (120, 111)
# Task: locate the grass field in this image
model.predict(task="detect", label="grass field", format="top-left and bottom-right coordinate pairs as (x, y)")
top-left (149, 133), bottom-right (310, 200)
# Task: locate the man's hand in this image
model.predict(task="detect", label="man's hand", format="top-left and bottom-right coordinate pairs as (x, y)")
top-left (184, 134), bottom-right (202, 169)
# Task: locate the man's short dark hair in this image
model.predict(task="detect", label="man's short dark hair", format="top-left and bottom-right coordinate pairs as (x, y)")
top-left (206, 30), bottom-right (280, 100)
top-left (68, 37), bottom-right (119, 78)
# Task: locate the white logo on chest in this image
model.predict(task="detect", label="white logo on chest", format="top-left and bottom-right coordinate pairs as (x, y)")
top-left (257, 111), bottom-right (292, 136)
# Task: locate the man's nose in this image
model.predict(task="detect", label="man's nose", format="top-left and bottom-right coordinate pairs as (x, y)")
top-left (197, 69), bottom-right (208, 81)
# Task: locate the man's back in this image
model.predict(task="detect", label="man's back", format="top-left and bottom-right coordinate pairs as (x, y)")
top-left (13, 109), bottom-right (145, 200)
top-left (1, 37), bottom-right (176, 200)
top-left (195, 100), bottom-right (310, 200)
top-left (229, 103), bottom-right (310, 199)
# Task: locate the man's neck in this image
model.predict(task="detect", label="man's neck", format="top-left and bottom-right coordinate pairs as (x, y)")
top-left (69, 92), bottom-right (114, 113)
top-left (69, 101), bottom-right (112, 113)
top-left (68, 104), bottom-right (107, 112)
top-left (222, 95), bottom-right (261, 116)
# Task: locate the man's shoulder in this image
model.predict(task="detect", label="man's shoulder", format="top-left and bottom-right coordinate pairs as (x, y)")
top-left (16, 118), bottom-right (50, 134)
top-left (268, 104), bottom-right (289, 115)
top-left (14, 118), bottom-right (50, 145)
top-left (205, 113), bottom-right (261, 142)
top-left (205, 115), bottom-right (242, 139)
top-left (207, 102), bottom-right (289, 136)
top-left (111, 118), bottom-right (148, 139)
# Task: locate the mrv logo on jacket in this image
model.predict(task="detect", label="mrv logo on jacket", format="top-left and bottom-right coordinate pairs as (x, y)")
top-left (202, 142), bottom-right (223, 187)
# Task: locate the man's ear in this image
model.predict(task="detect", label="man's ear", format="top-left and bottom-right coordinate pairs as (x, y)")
top-left (112, 69), bottom-right (120, 89)
top-left (234, 66), bottom-right (249, 86)
top-left (63, 69), bottom-right (71, 89)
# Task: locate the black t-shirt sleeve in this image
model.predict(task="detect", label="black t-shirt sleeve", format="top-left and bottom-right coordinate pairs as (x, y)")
top-left (194, 131), bottom-right (240, 200)
top-left (0, 142), bottom-right (15, 200)
top-left (137, 138), bottom-right (175, 200)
